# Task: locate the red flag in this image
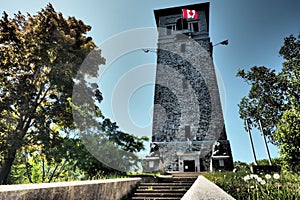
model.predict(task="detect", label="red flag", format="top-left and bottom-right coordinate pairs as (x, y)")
top-left (182, 9), bottom-right (198, 19)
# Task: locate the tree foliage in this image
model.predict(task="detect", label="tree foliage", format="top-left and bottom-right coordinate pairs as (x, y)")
top-left (0, 4), bottom-right (148, 184)
top-left (237, 66), bottom-right (286, 142)
top-left (237, 33), bottom-right (300, 171)
top-left (275, 105), bottom-right (300, 172)
top-left (0, 3), bottom-right (98, 184)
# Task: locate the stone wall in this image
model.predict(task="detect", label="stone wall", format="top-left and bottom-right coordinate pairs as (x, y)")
top-left (150, 30), bottom-right (233, 171)
top-left (153, 36), bottom-right (226, 142)
top-left (0, 178), bottom-right (141, 200)
top-left (148, 2), bottom-right (233, 172)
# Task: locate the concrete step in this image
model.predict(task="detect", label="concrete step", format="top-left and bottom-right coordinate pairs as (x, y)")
top-left (132, 192), bottom-right (184, 197)
top-left (158, 178), bottom-right (196, 183)
top-left (163, 178), bottom-right (196, 182)
top-left (171, 180), bottom-right (196, 184)
top-left (170, 172), bottom-right (202, 177)
top-left (138, 185), bottom-right (190, 190)
top-left (131, 197), bottom-right (181, 200)
top-left (160, 177), bottom-right (197, 180)
top-left (129, 174), bottom-right (198, 200)
top-left (171, 177), bottom-right (199, 180)
top-left (135, 189), bottom-right (187, 193)
top-left (139, 182), bottom-right (193, 186)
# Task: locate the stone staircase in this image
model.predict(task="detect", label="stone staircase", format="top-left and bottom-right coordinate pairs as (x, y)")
top-left (130, 172), bottom-right (200, 200)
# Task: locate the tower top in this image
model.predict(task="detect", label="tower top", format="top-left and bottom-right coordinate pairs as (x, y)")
top-left (154, 2), bottom-right (210, 30)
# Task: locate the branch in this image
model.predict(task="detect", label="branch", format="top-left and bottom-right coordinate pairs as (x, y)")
top-left (24, 153), bottom-right (33, 183)
top-left (42, 158), bottom-right (45, 183)
top-left (48, 163), bottom-right (59, 183)
top-left (53, 159), bottom-right (68, 182)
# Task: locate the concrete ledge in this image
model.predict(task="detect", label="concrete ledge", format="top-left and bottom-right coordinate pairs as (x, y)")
top-left (181, 175), bottom-right (235, 200)
top-left (0, 178), bottom-right (141, 200)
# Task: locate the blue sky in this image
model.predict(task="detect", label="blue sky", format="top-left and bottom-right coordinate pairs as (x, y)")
top-left (1, 0), bottom-right (300, 163)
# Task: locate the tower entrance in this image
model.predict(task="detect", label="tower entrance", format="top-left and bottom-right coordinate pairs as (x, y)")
top-left (183, 160), bottom-right (195, 172)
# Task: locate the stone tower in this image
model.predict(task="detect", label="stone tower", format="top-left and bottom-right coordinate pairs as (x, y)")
top-left (144, 3), bottom-right (233, 172)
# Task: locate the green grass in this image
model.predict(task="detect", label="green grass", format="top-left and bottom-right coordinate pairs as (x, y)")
top-left (126, 171), bottom-right (160, 177)
top-left (203, 171), bottom-right (300, 200)
top-left (82, 171), bottom-right (160, 181)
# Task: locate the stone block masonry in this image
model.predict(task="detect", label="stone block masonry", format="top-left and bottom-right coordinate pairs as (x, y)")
top-left (146, 3), bottom-right (234, 172)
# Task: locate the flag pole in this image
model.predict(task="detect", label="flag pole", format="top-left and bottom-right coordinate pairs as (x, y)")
top-left (258, 119), bottom-right (272, 166)
top-left (245, 119), bottom-right (258, 165)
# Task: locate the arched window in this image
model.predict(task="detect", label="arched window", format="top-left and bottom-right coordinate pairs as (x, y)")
top-left (176, 18), bottom-right (188, 30)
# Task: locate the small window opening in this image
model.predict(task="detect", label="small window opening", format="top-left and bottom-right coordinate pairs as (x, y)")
top-left (181, 43), bottom-right (186, 52)
top-left (166, 26), bottom-right (172, 35)
top-left (176, 18), bottom-right (188, 30)
top-left (191, 22), bottom-right (199, 32)
top-left (185, 125), bottom-right (191, 140)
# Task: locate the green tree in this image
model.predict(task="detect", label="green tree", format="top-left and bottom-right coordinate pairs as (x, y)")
top-left (275, 105), bottom-right (300, 172)
top-left (279, 34), bottom-right (300, 106)
top-left (0, 4), bottom-right (104, 184)
top-left (237, 66), bottom-right (286, 142)
top-left (237, 34), bottom-right (300, 170)
top-left (233, 161), bottom-right (250, 172)
top-left (0, 4), bottom-right (148, 184)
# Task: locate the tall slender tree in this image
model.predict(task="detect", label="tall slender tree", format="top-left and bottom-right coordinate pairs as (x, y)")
top-left (237, 34), bottom-right (300, 171)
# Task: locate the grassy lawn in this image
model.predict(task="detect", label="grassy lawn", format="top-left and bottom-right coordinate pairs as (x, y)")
top-left (203, 171), bottom-right (300, 200)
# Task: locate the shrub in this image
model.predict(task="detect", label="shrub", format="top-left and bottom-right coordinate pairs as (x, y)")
top-left (204, 171), bottom-right (300, 200)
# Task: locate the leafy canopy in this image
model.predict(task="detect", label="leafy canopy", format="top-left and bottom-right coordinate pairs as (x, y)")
top-left (237, 33), bottom-right (300, 171)
top-left (0, 4), bottom-right (148, 184)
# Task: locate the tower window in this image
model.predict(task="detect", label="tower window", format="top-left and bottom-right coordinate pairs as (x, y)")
top-left (185, 125), bottom-right (191, 140)
top-left (166, 25), bottom-right (176, 35)
top-left (181, 43), bottom-right (186, 52)
top-left (166, 26), bottom-right (172, 35)
top-left (176, 18), bottom-right (188, 30)
top-left (189, 22), bottom-right (199, 32)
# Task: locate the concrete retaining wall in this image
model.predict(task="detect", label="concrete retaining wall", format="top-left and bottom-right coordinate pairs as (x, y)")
top-left (182, 175), bottom-right (235, 200)
top-left (0, 178), bottom-right (141, 200)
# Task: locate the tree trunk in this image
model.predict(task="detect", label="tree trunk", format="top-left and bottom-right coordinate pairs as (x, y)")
top-left (0, 117), bottom-right (32, 184)
top-left (0, 123), bottom-right (25, 184)
top-left (0, 148), bottom-right (17, 184)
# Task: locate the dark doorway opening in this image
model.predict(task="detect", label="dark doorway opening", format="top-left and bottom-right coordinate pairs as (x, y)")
top-left (183, 160), bottom-right (195, 172)
top-left (200, 159), bottom-right (207, 172)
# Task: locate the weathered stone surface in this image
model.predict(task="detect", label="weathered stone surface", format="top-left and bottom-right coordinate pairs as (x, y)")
top-left (148, 3), bottom-right (233, 172)
top-left (0, 178), bottom-right (141, 200)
